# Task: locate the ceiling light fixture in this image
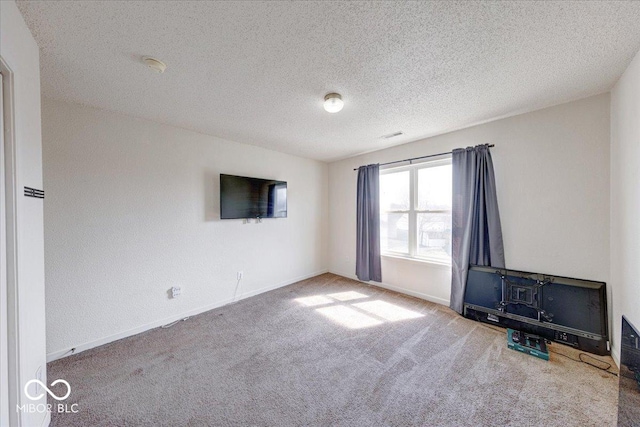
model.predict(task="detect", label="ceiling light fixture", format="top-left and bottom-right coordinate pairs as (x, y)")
top-left (323, 93), bottom-right (344, 113)
top-left (142, 56), bottom-right (167, 73)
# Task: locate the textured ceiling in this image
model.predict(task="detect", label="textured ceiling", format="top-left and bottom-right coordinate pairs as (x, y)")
top-left (17, 1), bottom-right (640, 161)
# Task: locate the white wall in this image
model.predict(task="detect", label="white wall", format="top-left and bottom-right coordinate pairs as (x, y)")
top-left (0, 1), bottom-right (48, 427)
top-left (42, 99), bottom-right (328, 359)
top-left (610, 48), bottom-right (640, 362)
top-left (329, 94), bottom-right (610, 317)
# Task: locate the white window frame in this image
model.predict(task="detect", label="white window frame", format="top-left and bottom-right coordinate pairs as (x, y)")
top-left (380, 157), bottom-right (452, 264)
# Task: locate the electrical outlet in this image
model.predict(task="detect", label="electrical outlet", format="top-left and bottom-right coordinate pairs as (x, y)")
top-left (237, 271), bottom-right (243, 280)
top-left (171, 286), bottom-right (182, 298)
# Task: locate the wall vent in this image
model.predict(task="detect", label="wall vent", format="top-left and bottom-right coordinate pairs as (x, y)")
top-left (24, 187), bottom-right (44, 199)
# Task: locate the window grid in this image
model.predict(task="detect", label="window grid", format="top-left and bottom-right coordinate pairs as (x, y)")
top-left (380, 158), bottom-right (452, 263)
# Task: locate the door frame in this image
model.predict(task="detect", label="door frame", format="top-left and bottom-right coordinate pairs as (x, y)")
top-left (1, 55), bottom-right (22, 427)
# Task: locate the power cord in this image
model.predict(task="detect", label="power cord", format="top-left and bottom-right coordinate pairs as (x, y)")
top-left (61, 347), bottom-right (77, 357)
top-left (230, 277), bottom-right (242, 304)
top-left (477, 322), bottom-right (618, 376)
top-left (547, 347), bottom-right (618, 377)
top-left (163, 277), bottom-right (242, 329)
top-left (161, 317), bottom-right (190, 329)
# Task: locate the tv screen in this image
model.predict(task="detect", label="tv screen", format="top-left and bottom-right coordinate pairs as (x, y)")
top-left (220, 174), bottom-right (287, 219)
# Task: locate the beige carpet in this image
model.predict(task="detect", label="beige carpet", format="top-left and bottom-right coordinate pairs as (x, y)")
top-left (47, 273), bottom-right (618, 426)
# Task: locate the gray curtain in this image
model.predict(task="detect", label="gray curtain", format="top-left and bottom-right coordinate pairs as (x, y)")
top-left (450, 144), bottom-right (505, 313)
top-left (356, 164), bottom-right (382, 282)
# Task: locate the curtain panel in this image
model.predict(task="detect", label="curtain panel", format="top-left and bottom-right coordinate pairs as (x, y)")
top-left (450, 145), bottom-right (505, 313)
top-left (356, 164), bottom-right (382, 282)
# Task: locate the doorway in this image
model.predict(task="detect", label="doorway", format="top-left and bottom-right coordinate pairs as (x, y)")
top-left (1, 57), bottom-right (20, 427)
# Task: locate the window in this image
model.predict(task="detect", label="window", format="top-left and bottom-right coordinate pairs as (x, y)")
top-left (273, 183), bottom-right (287, 217)
top-left (380, 158), bottom-right (452, 264)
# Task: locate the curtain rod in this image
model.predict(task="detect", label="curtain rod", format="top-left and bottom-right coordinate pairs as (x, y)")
top-left (353, 144), bottom-right (495, 171)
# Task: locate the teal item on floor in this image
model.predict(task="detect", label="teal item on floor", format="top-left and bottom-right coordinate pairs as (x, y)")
top-left (507, 328), bottom-right (550, 361)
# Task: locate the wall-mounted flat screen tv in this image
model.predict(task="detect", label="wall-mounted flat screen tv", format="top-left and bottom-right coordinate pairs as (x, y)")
top-left (220, 174), bottom-right (287, 219)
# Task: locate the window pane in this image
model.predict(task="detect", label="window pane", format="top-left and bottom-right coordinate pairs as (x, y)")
top-left (417, 164), bottom-right (452, 211)
top-left (417, 212), bottom-right (451, 262)
top-left (381, 213), bottom-right (409, 253)
top-left (380, 171), bottom-right (410, 211)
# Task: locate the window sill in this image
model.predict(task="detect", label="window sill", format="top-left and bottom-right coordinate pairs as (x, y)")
top-left (381, 253), bottom-right (451, 268)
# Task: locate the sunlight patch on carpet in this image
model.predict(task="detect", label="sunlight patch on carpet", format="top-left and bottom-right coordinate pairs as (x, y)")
top-left (316, 305), bottom-right (383, 329)
top-left (294, 295), bottom-right (334, 307)
top-left (326, 291), bottom-right (369, 301)
top-left (352, 300), bottom-right (424, 322)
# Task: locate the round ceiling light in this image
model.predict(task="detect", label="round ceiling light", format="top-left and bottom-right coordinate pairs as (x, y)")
top-left (142, 56), bottom-right (167, 73)
top-left (323, 93), bottom-right (344, 113)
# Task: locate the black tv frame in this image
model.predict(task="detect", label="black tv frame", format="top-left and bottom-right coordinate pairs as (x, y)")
top-left (618, 316), bottom-right (640, 425)
top-left (219, 174), bottom-right (287, 220)
top-left (463, 265), bottom-right (609, 356)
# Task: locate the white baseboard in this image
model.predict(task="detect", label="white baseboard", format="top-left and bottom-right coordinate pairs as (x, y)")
top-left (46, 269), bottom-right (328, 363)
top-left (372, 281), bottom-right (451, 306)
top-left (329, 270), bottom-right (451, 307)
top-left (611, 347), bottom-right (620, 368)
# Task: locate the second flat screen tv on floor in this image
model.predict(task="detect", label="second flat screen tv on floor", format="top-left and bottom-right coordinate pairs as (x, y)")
top-left (463, 265), bottom-right (609, 355)
top-left (220, 174), bottom-right (287, 219)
